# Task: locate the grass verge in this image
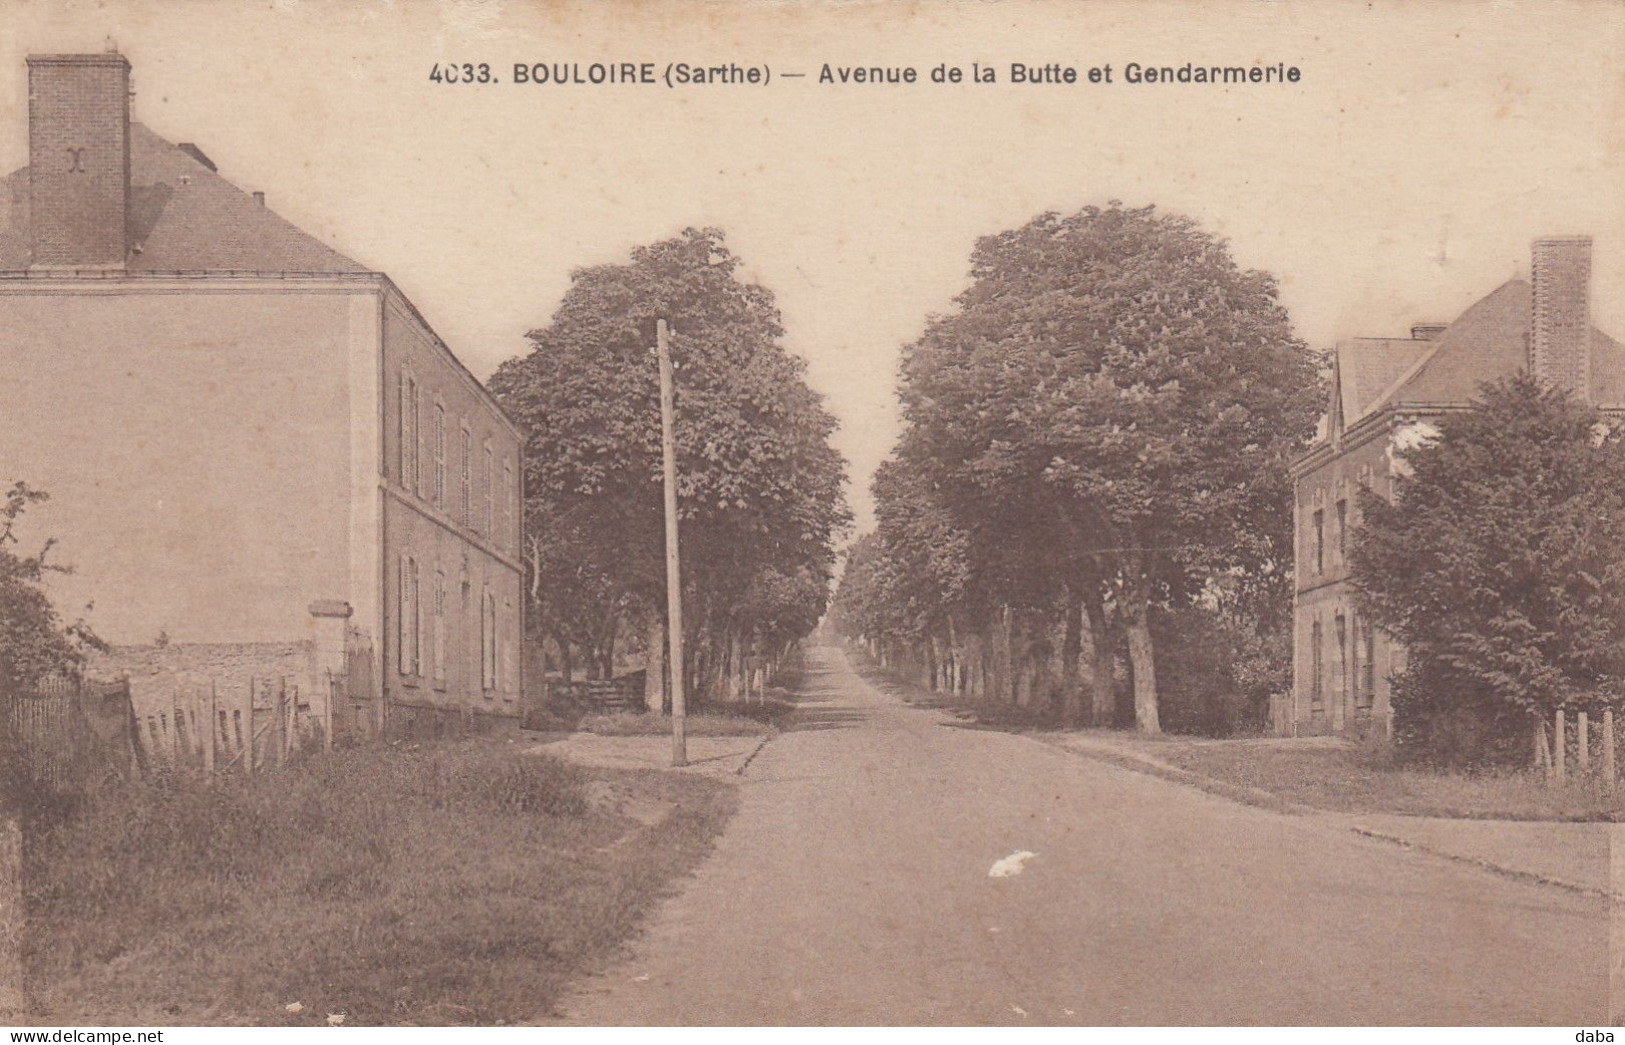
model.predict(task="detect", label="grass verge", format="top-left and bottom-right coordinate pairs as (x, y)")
top-left (851, 651), bottom-right (1622, 821)
top-left (577, 699), bottom-right (795, 738)
top-left (21, 738), bottom-right (736, 1025)
top-left (1135, 738), bottom-right (1625, 822)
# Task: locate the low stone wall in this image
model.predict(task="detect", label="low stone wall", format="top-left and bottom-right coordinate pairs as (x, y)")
top-left (386, 702), bottom-right (520, 741)
top-left (87, 642), bottom-right (316, 717)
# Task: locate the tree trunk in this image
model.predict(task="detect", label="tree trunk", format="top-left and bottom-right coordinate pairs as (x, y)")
top-left (993, 606), bottom-right (1013, 705)
top-left (1082, 586), bottom-right (1115, 726)
top-left (1060, 588), bottom-right (1083, 721)
top-left (555, 631), bottom-right (574, 685)
top-left (645, 612), bottom-right (665, 713)
top-left (1122, 584), bottom-right (1161, 734)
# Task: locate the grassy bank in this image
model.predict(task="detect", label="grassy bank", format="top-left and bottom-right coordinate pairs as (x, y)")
top-left (21, 738), bottom-right (736, 1025)
top-left (850, 648), bottom-right (1623, 821)
top-left (1134, 738), bottom-right (1625, 822)
top-left (578, 697), bottom-right (795, 739)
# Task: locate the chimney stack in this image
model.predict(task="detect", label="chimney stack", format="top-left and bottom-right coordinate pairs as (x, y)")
top-left (1530, 236), bottom-right (1592, 401)
top-left (26, 53), bottom-right (131, 270)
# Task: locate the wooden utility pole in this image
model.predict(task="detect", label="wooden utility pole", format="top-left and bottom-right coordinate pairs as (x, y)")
top-left (657, 319), bottom-right (687, 767)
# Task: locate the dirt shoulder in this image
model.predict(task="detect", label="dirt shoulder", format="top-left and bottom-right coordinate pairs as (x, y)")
top-left (22, 737), bottom-right (737, 1026)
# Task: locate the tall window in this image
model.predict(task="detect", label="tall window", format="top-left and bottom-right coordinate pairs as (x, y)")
top-left (482, 442), bottom-right (494, 537)
top-left (433, 404), bottom-right (446, 508)
top-left (503, 459), bottom-right (515, 551)
top-left (398, 553), bottom-right (420, 676)
top-left (481, 590), bottom-right (498, 693)
top-left (1312, 509), bottom-right (1325, 575)
top-left (1359, 624), bottom-right (1376, 709)
top-left (1335, 498), bottom-right (1348, 563)
top-left (460, 423), bottom-right (472, 527)
top-left (1334, 613), bottom-right (1349, 712)
top-left (433, 568), bottom-right (447, 683)
top-left (399, 372), bottom-right (420, 493)
top-left (1310, 621), bottom-right (1324, 710)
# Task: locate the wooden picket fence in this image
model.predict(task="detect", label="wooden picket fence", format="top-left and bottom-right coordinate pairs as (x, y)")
top-left (130, 675), bottom-right (319, 777)
top-left (1, 676), bottom-right (137, 795)
top-left (556, 675), bottom-right (645, 713)
top-left (2, 672), bottom-right (337, 799)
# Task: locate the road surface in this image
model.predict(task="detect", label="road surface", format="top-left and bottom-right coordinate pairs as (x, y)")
top-left (556, 646), bottom-right (1609, 1025)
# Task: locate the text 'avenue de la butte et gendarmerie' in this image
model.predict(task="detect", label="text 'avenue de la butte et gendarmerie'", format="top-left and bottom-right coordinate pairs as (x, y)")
top-left (429, 60), bottom-right (1304, 88)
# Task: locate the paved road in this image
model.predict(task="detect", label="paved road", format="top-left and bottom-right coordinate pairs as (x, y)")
top-left (556, 646), bottom-right (1609, 1025)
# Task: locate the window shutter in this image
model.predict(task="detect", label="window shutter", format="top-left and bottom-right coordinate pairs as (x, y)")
top-left (398, 554), bottom-right (408, 674)
top-left (398, 372), bottom-right (408, 487)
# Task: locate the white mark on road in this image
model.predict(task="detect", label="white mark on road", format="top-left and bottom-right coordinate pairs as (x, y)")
top-left (1012, 1005), bottom-right (1028, 1017)
top-left (989, 851), bottom-right (1038, 878)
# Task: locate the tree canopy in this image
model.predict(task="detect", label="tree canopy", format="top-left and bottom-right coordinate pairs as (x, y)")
top-left (1351, 375), bottom-right (1625, 764)
top-left (489, 227), bottom-right (849, 698)
top-left (834, 202), bottom-right (1322, 732)
top-left (0, 482), bottom-right (104, 690)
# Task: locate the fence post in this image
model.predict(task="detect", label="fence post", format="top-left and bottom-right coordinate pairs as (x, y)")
top-left (243, 680), bottom-right (255, 777)
top-left (1555, 708), bottom-right (1567, 785)
top-left (1605, 709), bottom-right (1617, 793)
top-left (204, 683), bottom-right (217, 775)
top-left (276, 680), bottom-right (288, 767)
top-left (0, 816), bottom-right (24, 1019)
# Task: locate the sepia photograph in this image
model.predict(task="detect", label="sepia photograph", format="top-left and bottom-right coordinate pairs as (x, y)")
top-left (0, 0), bottom-right (1621, 1030)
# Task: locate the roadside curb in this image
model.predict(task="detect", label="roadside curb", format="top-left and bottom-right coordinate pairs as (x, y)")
top-left (1047, 735), bottom-right (1618, 901)
top-left (736, 733), bottom-right (774, 775)
top-left (1345, 826), bottom-right (1618, 902)
top-left (1038, 735), bottom-right (1320, 816)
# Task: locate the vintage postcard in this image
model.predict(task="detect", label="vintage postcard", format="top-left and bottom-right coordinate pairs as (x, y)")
top-left (0, 0), bottom-right (1621, 1031)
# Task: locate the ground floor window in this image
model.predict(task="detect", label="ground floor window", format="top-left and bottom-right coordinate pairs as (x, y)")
top-left (1359, 624), bottom-right (1376, 709)
top-left (398, 553), bottom-right (420, 676)
top-left (1309, 620), bottom-right (1323, 711)
top-left (1335, 613), bottom-right (1348, 712)
top-left (481, 590), bottom-right (498, 693)
top-left (433, 569), bottom-right (447, 684)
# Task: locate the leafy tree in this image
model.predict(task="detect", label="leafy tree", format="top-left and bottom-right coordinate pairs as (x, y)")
top-left (0, 483), bottom-right (104, 689)
top-left (892, 203), bottom-right (1321, 731)
top-left (489, 228), bottom-right (849, 700)
top-left (1351, 375), bottom-right (1625, 766)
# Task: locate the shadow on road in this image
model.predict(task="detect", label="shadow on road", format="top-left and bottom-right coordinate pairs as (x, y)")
top-left (774, 650), bottom-right (875, 734)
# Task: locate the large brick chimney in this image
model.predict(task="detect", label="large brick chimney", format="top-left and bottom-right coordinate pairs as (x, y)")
top-left (1529, 236), bottom-right (1592, 401)
top-left (26, 52), bottom-right (131, 270)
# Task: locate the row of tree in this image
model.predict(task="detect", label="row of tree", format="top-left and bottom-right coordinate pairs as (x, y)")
top-left (830, 203), bottom-right (1323, 734)
top-left (489, 228), bottom-right (849, 706)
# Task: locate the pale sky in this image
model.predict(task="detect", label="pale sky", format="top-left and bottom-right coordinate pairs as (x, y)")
top-left (3, 0), bottom-right (1621, 530)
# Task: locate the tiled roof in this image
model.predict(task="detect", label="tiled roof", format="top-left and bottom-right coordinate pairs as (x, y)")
top-left (1336, 337), bottom-right (1429, 428)
top-left (1333, 279), bottom-right (1625, 433)
top-left (0, 123), bottom-right (366, 273)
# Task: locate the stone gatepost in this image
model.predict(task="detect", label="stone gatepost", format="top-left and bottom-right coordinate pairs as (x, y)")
top-left (0, 816), bottom-right (23, 1019)
top-left (308, 600), bottom-right (353, 747)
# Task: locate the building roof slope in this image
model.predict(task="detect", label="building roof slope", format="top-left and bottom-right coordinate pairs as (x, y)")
top-left (0, 123), bottom-right (367, 273)
top-left (1334, 279), bottom-right (1624, 432)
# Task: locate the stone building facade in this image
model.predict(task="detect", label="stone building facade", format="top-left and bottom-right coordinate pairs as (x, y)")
top-left (0, 52), bottom-right (524, 733)
top-left (1283, 236), bottom-right (1625, 737)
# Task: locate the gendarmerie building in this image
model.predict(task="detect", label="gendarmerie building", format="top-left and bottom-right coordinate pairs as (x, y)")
top-left (1285, 235), bottom-right (1624, 737)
